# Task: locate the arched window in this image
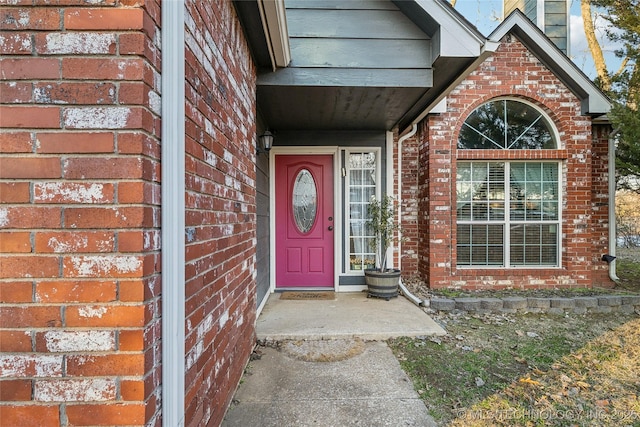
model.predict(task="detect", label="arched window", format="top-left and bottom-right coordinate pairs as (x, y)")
top-left (456, 99), bottom-right (561, 268)
top-left (458, 99), bottom-right (557, 150)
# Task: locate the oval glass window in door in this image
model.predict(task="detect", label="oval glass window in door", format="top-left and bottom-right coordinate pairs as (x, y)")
top-left (292, 169), bottom-right (317, 234)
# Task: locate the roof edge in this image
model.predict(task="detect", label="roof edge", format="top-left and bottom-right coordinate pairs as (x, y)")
top-left (489, 9), bottom-right (611, 116)
top-left (395, 0), bottom-right (486, 58)
top-left (258, 0), bottom-right (291, 70)
top-left (400, 40), bottom-right (500, 132)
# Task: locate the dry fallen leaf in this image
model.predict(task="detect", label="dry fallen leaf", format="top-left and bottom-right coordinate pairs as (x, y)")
top-left (560, 374), bottom-right (572, 384)
top-left (575, 381), bottom-right (590, 389)
top-left (520, 377), bottom-right (542, 386)
top-left (550, 394), bottom-right (563, 402)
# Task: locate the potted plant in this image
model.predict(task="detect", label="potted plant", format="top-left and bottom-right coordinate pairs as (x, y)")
top-left (364, 194), bottom-right (402, 300)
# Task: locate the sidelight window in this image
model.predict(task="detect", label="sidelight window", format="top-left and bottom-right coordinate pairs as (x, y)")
top-left (346, 151), bottom-right (379, 272)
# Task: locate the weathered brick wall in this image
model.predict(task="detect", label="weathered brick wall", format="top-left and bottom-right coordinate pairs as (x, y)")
top-left (393, 130), bottom-right (420, 275)
top-left (417, 35), bottom-right (613, 289)
top-left (417, 120), bottom-right (431, 281)
top-left (0, 1), bottom-right (162, 426)
top-left (591, 123), bottom-right (614, 285)
top-left (183, 1), bottom-right (257, 426)
top-left (418, 115), bottom-right (451, 287)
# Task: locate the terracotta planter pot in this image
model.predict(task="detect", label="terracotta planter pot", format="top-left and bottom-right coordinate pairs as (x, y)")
top-left (364, 269), bottom-right (401, 300)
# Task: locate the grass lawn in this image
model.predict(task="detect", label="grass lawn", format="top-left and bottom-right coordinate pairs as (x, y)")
top-left (617, 248), bottom-right (640, 293)
top-left (390, 249), bottom-right (640, 426)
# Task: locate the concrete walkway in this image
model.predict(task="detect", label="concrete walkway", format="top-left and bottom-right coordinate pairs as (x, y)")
top-left (223, 293), bottom-right (444, 426)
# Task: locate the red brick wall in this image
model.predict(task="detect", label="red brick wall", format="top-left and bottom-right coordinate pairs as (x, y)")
top-left (183, 1), bottom-right (257, 426)
top-left (417, 120), bottom-right (432, 281)
top-left (591, 123), bottom-right (614, 286)
top-left (0, 1), bottom-right (162, 426)
top-left (416, 35), bottom-right (614, 289)
top-left (394, 130), bottom-right (420, 275)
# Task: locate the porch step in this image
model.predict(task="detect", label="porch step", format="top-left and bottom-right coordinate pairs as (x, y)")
top-left (256, 292), bottom-right (446, 341)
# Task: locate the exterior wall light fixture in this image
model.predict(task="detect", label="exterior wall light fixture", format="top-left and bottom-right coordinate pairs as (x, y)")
top-left (257, 130), bottom-right (273, 155)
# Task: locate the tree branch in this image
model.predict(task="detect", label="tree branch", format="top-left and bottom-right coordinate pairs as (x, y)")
top-left (581, 0), bottom-right (611, 90)
top-left (614, 57), bottom-right (629, 78)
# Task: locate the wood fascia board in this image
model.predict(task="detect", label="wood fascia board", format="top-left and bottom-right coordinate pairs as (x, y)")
top-left (490, 10), bottom-right (611, 115)
top-left (413, 0), bottom-right (484, 57)
top-left (257, 67), bottom-right (433, 88)
top-left (258, 0), bottom-right (291, 70)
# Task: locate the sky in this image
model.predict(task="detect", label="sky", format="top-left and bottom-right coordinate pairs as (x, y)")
top-left (452, 0), bottom-right (622, 80)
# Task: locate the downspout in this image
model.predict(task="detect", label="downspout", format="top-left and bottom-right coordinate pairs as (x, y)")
top-left (396, 125), bottom-right (420, 306)
top-left (162, 2), bottom-right (186, 426)
top-left (608, 126), bottom-right (619, 282)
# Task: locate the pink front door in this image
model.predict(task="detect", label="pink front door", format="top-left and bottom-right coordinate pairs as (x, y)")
top-left (275, 155), bottom-right (334, 288)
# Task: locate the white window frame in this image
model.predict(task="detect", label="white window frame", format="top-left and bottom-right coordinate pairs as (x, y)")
top-left (343, 148), bottom-right (381, 275)
top-left (459, 97), bottom-right (561, 150)
top-left (456, 161), bottom-right (563, 269)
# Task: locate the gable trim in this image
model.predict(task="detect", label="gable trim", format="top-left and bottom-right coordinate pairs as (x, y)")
top-left (395, 0), bottom-right (486, 57)
top-left (490, 10), bottom-right (610, 116)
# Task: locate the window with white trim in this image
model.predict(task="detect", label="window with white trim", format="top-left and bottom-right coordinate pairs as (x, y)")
top-left (346, 151), bottom-right (379, 272)
top-left (456, 162), bottom-right (560, 267)
top-left (458, 99), bottom-right (556, 150)
top-left (456, 99), bottom-right (561, 268)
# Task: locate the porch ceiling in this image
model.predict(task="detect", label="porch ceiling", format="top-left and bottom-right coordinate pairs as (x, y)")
top-left (257, 85), bottom-right (431, 131)
top-left (257, 53), bottom-right (479, 131)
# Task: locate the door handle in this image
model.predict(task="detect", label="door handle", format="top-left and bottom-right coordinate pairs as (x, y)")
top-left (328, 226), bottom-right (334, 231)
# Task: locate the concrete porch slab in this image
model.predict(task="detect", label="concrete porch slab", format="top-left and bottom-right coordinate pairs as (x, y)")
top-left (256, 292), bottom-right (446, 341)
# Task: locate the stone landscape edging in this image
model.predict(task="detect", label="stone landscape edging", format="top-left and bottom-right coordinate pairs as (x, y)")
top-left (424, 294), bottom-right (640, 315)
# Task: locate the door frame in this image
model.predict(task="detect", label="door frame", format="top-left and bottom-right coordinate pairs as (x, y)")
top-left (269, 146), bottom-right (340, 293)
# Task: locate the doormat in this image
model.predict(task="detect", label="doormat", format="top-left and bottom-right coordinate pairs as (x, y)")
top-left (279, 291), bottom-right (335, 301)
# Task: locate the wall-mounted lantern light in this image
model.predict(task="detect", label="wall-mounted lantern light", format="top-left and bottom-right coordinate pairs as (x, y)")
top-left (257, 130), bottom-right (273, 156)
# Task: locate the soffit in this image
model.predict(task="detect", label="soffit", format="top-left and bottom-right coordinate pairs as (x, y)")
top-left (239, 0), bottom-right (486, 131)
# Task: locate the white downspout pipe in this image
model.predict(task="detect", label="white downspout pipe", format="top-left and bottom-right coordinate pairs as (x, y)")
top-left (608, 127), bottom-right (619, 282)
top-left (162, 2), bottom-right (186, 426)
top-left (395, 125), bottom-right (421, 306)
